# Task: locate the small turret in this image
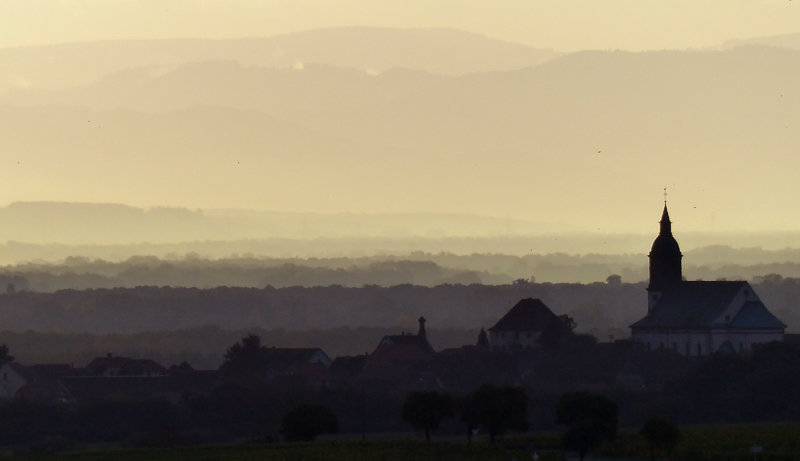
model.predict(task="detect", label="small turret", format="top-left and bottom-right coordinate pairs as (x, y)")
top-left (418, 316), bottom-right (426, 339)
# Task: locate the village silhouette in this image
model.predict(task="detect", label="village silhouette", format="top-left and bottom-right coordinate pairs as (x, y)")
top-left (0, 203), bottom-right (796, 458)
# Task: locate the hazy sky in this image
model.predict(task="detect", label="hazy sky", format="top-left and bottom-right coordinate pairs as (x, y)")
top-left (2, 1), bottom-right (800, 237)
top-left (1, 0), bottom-right (799, 51)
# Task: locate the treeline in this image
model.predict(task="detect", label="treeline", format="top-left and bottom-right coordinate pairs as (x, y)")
top-left (0, 283), bottom-right (644, 338)
top-left (6, 247), bottom-right (800, 291)
top-left (5, 338), bottom-right (800, 455)
top-left (1, 279), bottom-right (799, 346)
top-left (0, 327), bottom-right (479, 370)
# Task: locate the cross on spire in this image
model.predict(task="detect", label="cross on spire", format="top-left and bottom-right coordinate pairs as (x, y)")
top-left (663, 186), bottom-right (668, 205)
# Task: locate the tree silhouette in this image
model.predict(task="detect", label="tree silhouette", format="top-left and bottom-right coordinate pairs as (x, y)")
top-left (557, 391), bottom-right (617, 461)
top-left (221, 334), bottom-right (267, 378)
top-left (402, 391), bottom-right (454, 442)
top-left (640, 416), bottom-right (680, 460)
top-left (539, 314), bottom-right (577, 350)
top-left (469, 385), bottom-right (528, 442)
top-left (280, 404), bottom-right (339, 441)
top-left (0, 344), bottom-right (12, 365)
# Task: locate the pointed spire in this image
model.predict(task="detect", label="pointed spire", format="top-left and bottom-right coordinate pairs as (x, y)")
top-left (659, 204), bottom-right (672, 235)
top-left (649, 200), bottom-right (682, 292)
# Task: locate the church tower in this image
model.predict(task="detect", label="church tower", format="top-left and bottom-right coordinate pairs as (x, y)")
top-left (647, 204), bottom-right (682, 310)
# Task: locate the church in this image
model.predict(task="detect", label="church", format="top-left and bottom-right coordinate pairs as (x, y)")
top-left (630, 204), bottom-right (786, 355)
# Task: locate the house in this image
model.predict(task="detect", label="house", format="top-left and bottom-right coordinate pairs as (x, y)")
top-left (84, 353), bottom-right (167, 377)
top-left (630, 204), bottom-right (786, 355)
top-left (359, 317), bottom-right (437, 386)
top-left (487, 298), bottom-right (562, 351)
top-left (368, 316), bottom-right (435, 364)
top-left (0, 362), bottom-right (27, 399)
top-left (0, 362), bottom-right (76, 403)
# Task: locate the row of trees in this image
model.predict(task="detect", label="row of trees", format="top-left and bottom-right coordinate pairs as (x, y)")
top-left (402, 386), bottom-right (528, 443)
top-left (399, 389), bottom-right (678, 461)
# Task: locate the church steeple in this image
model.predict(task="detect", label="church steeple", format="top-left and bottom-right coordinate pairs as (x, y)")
top-left (659, 204), bottom-right (672, 235)
top-left (648, 202), bottom-right (682, 298)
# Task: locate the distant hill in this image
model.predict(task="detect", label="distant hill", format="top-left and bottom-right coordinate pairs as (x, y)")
top-left (722, 33), bottom-right (800, 50)
top-left (0, 27), bottom-right (560, 94)
top-left (0, 201), bottom-right (549, 246)
top-left (2, 45), bottom-right (800, 232)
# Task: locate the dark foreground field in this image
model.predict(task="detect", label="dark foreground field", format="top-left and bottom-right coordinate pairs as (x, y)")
top-left (12, 423), bottom-right (800, 461)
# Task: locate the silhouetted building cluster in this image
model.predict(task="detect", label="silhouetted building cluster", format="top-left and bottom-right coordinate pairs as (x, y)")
top-left (0, 202), bottom-right (789, 407)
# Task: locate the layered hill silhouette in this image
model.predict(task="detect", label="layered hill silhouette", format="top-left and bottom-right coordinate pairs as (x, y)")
top-left (0, 27), bottom-right (559, 94)
top-left (0, 201), bottom-right (547, 245)
top-left (723, 32), bottom-right (800, 50)
top-left (2, 40), bottom-right (799, 233)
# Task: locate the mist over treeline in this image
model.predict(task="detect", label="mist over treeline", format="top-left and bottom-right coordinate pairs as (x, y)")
top-left (6, 246), bottom-right (800, 291)
top-left (1, 278), bottom-right (799, 337)
top-left (2, 275), bottom-right (800, 368)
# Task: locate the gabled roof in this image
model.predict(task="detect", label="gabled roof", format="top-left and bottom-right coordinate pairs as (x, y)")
top-left (4, 363), bottom-right (78, 381)
top-left (488, 298), bottom-right (558, 332)
top-left (85, 355), bottom-right (166, 376)
top-left (631, 281), bottom-right (784, 330)
top-left (378, 333), bottom-right (433, 350)
top-left (730, 301), bottom-right (787, 329)
top-left (372, 333), bottom-right (435, 358)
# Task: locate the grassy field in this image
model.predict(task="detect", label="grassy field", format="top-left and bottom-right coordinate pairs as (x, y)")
top-left (12, 423), bottom-right (800, 460)
top-left (14, 439), bottom-right (560, 461)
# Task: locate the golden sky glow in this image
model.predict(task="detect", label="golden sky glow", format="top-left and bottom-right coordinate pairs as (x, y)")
top-left (0, 0), bottom-right (798, 51)
top-left (1, 1), bottom-right (800, 236)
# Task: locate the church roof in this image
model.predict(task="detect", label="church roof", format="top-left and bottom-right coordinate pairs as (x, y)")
top-left (730, 301), bottom-right (786, 329)
top-left (488, 298), bottom-right (558, 332)
top-left (631, 281), bottom-right (785, 330)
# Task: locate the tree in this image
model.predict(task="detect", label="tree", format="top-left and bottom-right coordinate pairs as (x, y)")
top-left (557, 392), bottom-right (617, 461)
top-left (402, 391), bottom-right (454, 442)
top-left (221, 334), bottom-right (267, 378)
top-left (0, 344), bottom-right (13, 365)
top-left (468, 385), bottom-right (528, 442)
top-left (640, 416), bottom-right (680, 460)
top-left (280, 404), bottom-right (339, 441)
top-left (223, 334), bottom-right (264, 365)
top-left (539, 314), bottom-right (577, 350)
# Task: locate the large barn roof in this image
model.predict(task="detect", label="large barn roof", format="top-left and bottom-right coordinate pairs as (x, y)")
top-left (488, 298), bottom-right (558, 332)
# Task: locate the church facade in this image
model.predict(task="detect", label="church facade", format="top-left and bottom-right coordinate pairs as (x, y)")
top-left (630, 204), bottom-right (786, 355)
